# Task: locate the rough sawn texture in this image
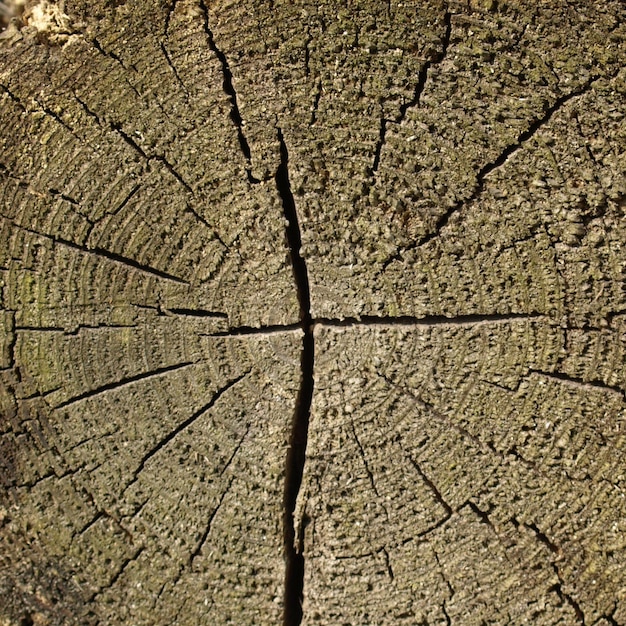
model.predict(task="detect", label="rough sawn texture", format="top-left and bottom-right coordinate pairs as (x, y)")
top-left (0, 0), bottom-right (625, 625)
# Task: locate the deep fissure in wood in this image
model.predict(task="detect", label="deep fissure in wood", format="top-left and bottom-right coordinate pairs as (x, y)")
top-left (276, 128), bottom-right (313, 626)
top-left (199, 0), bottom-right (260, 183)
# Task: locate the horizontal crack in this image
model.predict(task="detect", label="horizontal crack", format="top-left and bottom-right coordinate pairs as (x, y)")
top-left (528, 369), bottom-right (626, 401)
top-left (161, 308), bottom-right (228, 319)
top-left (200, 322), bottom-right (302, 337)
top-left (315, 311), bottom-right (544, 329)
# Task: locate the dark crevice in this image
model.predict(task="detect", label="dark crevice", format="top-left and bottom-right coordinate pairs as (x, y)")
top-left (526, 522), bottom-right (560, 554)
top-left (2, 85), bottom-right (83, 141)
top-left (92, 547), bottom-right (144, 600)
top-left (77, 509), bottom-right (126, 537)
top-left (0, 84), bottom-right (27, 111)
top-left (124, 371), bottom-right (249, 491)
top-left (108, 185), bottom-right (141, 217)
top-left (399, 11), bottom-right (452, 122)
top-left (111, 123), bottom-right (194, 193)
top-left (310, 79), bottom-right (322, 125)
top-left (163, 0), bottom-right (176, 37)
top-left (414, 78), bottom-right (597, 251)
top-left (190, 476), bottom-right (235, 565)
top-left (380, 373), bottom-right (489, 452)
top-left (218, 426), bottom-right (249, 477)
top-left (409, 458), bottom-right (452, 518)
top-left (283, 326), bottom-right (313, 626)
top-left (54, 361), bottom-right (196, 409)
top-left (74, 93), bottom-right (198, 196)
top-left (315, 311), bottom-right (542, 329)
top-left (370, 12), bottom-right (451, 177)
top-left (350, 421), bottom-right (380, 497)
top-left (92, 244), bottom-right (190, 283)
top-left (199, 0), bottom-right (260, 184)
top-left (381, 547), bottom-right (394, 580)
top-left (442, 603), bottom-right (452, 626)
top-left (39, 105), bottom-right (82, 141)
top-left (12, 221), bottom-right (190, 284)
top-left (160, 42), bottom-right (189, 96)
top-left (90, 39), bottom-right (143, 100)
top-left (201, 322), bottom-right (302, 337)
top-left (467, 501), bottom-right (496, 530)
top-left (161, 307), bottom-right (228, 319)
top-left (277, 128), bottom-right (313, 626)
top-left (92, 38), bottom-right (128, 71)
top-left (528, 368), bottom-right (626, 402)
top-left (6, 311), bottom-right (16, 368)
top-left (371, 113), bottom-right (387, 175)
top-left (47, 187), bottom-right (80, 206)
top-left (411, 512), bottom-right (452, 541)
top-left (381, 76), bottom-right (602, 271)
top-left (276, 128), bottom-right (311, 324)
top-left (303, 30), bottom-right (312, 77)
top-left (549, 584), bottom-right (585, 624)
top-left (160, 40), bottom-right (186, 88)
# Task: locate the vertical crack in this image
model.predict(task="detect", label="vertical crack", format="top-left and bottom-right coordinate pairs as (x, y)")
top-left (397, 12), bottom-right (452, 123)
top-left (277, 127), bottom-right (313, 626)
top-left (199, 0), bottom-right (260, 184)
top-left (370, 12), bottom-right (452, 177)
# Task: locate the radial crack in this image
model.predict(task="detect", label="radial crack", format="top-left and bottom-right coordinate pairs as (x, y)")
top-left (316, 311), bottom-right (543, 329)
top-left (528, 369), bottom-right (626, 402)
top-left (371, 12), bottom-right (452, 177)
top-left (54, 361), bottom-right (196, 409)
top-left (199, 0), bottom-right (259, 184)
top-left (11, 222), bottom-right (190, 284)
top-left (379, 373), bottom-right (488, 453)
top-left (550, 583), bottom-right (585, 624)
top-left (190, 476), bottom-right (235, 565)
top-left (160, 41), bottom-right (189, 96)
top-left (277, 128), bottom-right (313, 626)
top-left (111, 123), bottom-right (194, 193)
top-left (125, 371), bottom-right (250, 489)
top-left (409, 457), bottom-right (452, 518)
top-left (91, 547), bottom-right (145, 599)
top-left (350, 420), bottom-right (380, 497)
top-left (107, 184), bottom-right (140, 217)
top-left (73, 93), bottom-right (198, 196)
top-left (415, 78), bottom-right (598, 249)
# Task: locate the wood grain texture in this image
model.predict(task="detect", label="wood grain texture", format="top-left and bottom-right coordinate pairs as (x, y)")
top-left (1, 0), bottom-right (625, 624)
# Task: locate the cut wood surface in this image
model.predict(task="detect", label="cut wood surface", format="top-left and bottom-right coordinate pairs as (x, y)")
top-left (0, 0), bottom-right (625, 624)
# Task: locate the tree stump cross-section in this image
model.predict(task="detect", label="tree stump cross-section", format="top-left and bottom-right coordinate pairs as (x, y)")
top-left (1, 1), bottom-right (626, 625)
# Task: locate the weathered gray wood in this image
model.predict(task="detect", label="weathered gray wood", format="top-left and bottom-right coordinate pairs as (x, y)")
top-left (1, 0), bottom-right (625, 624)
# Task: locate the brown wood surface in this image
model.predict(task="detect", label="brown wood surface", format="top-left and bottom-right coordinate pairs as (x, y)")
top-left (1, 0), bottom-right (625, 624)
